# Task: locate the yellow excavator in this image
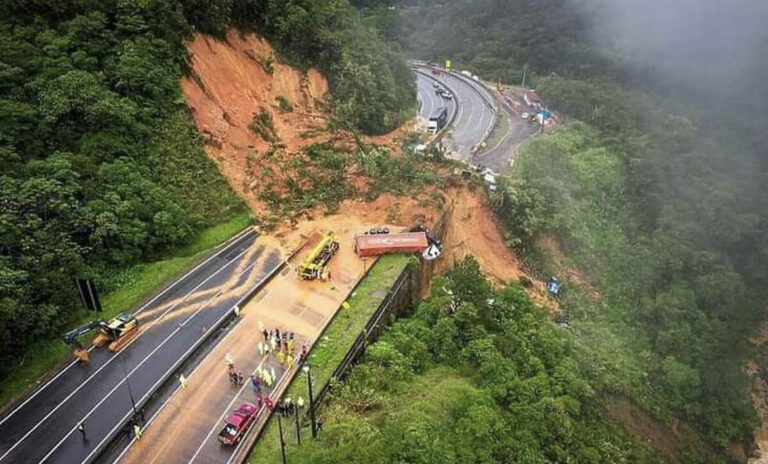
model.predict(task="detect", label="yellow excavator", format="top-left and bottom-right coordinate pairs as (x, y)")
top-left (63, 313), bottom-right (140, 363)
top-left (297, 232), bottom-right (339, 281)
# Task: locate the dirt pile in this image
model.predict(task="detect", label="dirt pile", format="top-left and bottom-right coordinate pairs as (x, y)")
top-left (180, 31), bottom-right (552, 310)
top-left (436, 187), bottom-right (522, 284)
top-left (182, 30), bottom-right (332, 213)
top-left (272, 192), bottom-right (444, 253)
top-left (434, 187), bottom-right (554, 307)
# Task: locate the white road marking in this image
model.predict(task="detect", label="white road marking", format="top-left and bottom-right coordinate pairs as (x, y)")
top-left (0, 245), bottom-right (258, 464)
top-left (0, 228), bottom-right (254, 430)
top-left (186, 356), bottom-right (272, 464)
top-left (224, 364), bottom-right (293, 464)
top-left (37, 287), bottom-right (231, 464)
top-left (83, 257), bottom-right (284, 464)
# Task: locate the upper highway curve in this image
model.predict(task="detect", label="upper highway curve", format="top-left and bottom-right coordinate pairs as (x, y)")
top-left (0, 227), bottom-right (283, 464)
top-left (414, 65), bottom-right (496, 161)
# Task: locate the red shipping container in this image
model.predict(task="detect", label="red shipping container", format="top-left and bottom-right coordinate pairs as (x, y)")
top-left (355, 232), bottom-right (429, 257)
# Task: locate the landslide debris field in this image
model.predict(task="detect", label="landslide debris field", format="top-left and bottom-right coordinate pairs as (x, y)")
top-left (181, 30), bottom-right (552, 303)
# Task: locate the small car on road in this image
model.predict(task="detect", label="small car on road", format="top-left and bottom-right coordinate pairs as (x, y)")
top-left (218, 402), bottom-right (258, 446)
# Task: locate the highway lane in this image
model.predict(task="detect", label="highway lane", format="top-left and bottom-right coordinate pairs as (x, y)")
top-left (415, 67), bottom-right (495, 161)
top-left (476, 92), bottom-right (537, 171)
top-left (0, 228), bottom-right (284, 464)
top-left (417, 73), bottom-right (451, 122)
top-left (115, 228), bottom-right (378, 464)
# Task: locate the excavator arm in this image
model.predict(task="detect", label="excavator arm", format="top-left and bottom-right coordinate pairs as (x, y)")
top-left (62, 320), bottom-right (102, 348)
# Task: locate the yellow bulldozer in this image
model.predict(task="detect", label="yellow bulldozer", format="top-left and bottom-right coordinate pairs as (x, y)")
top-left (63, 313), bottom-right (140, 363)
top-left (297, 232), bottom-right (339, 281)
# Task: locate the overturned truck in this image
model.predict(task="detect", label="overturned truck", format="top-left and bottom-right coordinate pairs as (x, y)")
top-left (354, 232), bottom-right (429, 258)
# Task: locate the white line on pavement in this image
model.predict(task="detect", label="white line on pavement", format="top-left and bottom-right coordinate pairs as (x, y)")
top-left (0, 243), bottom-right (256, 464)
top-left (186, 356), bottom-right (270, 464)
top-left (81, 256), bottom-right (281, 464)
top-left (0, 228), bottom-right (254, 430)
top-left (225, 364), bottom-right (294, 464)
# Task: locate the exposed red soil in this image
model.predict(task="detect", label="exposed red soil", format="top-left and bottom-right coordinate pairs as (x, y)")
top-left (605, 395), bottom-right (683, 464)
top-left (182, 30), bottom-right (333, 214)
top-left (271, 192), bottom-right (444, 254)
top-left (435, 187), bottom-right (554, 308)
top-left (181, 30), bottom-right (554, 311)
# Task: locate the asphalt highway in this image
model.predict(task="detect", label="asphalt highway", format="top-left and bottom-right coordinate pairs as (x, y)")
top-left (415, 67), bottom-right (496, 161)
top-left (0, 228), bottom-right (283, 464)
top-left (416, 72), bottom-right (457, 128)
top-left (116, 229), bottom-right (374, 464)
top-left (475, 91), bottom-right (537, 171)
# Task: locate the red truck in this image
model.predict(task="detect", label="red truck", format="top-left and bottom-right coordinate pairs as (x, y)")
top-left (218, 402), bottom-right (258, 445)
top-left (354, 232), bottom-right (429, 258)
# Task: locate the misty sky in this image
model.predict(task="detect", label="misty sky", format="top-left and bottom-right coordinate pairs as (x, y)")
top-left (574, 0), bottom-right (768, 105)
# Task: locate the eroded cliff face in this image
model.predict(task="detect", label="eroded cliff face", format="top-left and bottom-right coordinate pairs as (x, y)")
top-left (181, 30), bottom-right (331, 212)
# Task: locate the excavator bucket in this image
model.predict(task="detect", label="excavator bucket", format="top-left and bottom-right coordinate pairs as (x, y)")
top-left (74, 347), bottom-right (90, 363)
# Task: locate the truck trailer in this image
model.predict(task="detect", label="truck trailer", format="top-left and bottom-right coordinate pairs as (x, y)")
top-left (428, 106), bottom-right (448, 134)
top-left (354, 232), bottom-right (429, 258)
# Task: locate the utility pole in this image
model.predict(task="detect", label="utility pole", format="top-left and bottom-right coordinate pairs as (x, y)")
top-left (521, 63), bottom-right (528, 88)
top-left (277, 414), bottom-right (287, 464)
top-left (303, 366), bottom-right (317, 438)
top-left (294, 403), bottom-right (301, 445)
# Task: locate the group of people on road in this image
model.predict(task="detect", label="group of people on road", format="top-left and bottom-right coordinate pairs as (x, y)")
top-left (250, 364), bottom-right (278, 393)
top-left (225, 352), bottom-right (245, 385)
top-left (258, 326), bottom-right (307, 369)
top-left (222, 323), bottom-right (313, 416)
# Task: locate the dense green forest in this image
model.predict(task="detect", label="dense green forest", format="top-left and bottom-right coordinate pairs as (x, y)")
top-left (286, 258), bottom-right (662, 463)
top-left (0, 0), bottom-right (414, 384)
top-left (358, 0), bottom-right (768, 458)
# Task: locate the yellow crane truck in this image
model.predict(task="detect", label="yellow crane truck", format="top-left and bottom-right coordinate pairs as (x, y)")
top-left (297, 232), bottom-right (339, 281)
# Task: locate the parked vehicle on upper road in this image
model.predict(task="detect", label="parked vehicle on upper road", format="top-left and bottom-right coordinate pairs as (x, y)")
top-left (441, 92), bottom-right (453, 100)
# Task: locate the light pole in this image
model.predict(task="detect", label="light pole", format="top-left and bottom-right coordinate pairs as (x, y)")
top-left (294, 402), bottom-right (301, 445)
top-left (521, 63), bottom-right (528, 88)
top-left (302, 365), bottom-right (317, 438)
top-left (119, 356), bottom-right (138, 417)
top-left (277, 414), bottom-right (287, 464)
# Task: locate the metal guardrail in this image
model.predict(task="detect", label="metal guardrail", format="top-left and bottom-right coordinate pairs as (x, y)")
top-left (309, 267), bottom-right (413, 414)
top-left (412, 63), bottom-right (498, 161)
top-left (446, 69), bottom-right (498, 112)
top-left (443, 70), bottom-right (499, 159)
top-left (309, 210), bottom-right (450, 416)
top-left (236, 213), bottom-right (451, 461)
top-left (412, 68), bottom-right (461, 134)
top-left (90, 249), bottom-right (289, 464)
